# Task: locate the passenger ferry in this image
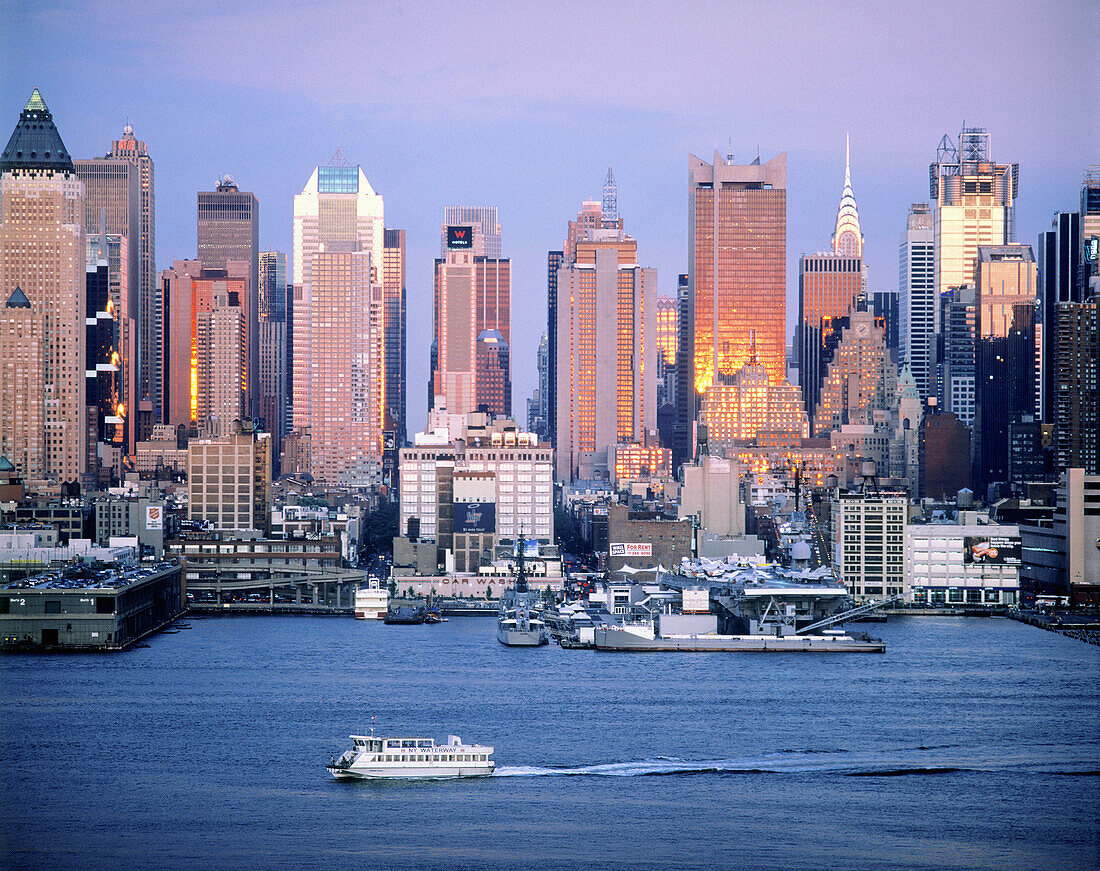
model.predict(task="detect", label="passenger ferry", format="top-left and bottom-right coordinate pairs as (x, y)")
top-left (327, 733), bottom-right (495, 779)
top-left (354, 578), bottom-right (389, 620)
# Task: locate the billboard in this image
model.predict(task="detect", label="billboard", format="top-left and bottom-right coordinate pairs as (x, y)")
top-left (145, 505), bottom-right (163, 531)
top-left (610, 542), bottom-right (653, 557)
top-left (454, 502), bottom-right (495, 534)
top-left (963, 536), bottom-right (1021, 565)
top-left (446, 225), bottom-right (474, 249)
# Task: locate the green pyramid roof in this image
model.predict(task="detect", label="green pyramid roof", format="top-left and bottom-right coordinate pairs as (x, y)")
top-left (1, 88), bottom-right (73, 174)
top-left (0, 456), bottom-right (15, 472)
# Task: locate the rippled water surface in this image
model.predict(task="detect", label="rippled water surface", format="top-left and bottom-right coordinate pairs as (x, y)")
top-left (2, 615), bottom-right (1097, 870)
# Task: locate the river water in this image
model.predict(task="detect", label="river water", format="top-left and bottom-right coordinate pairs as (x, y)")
top-left (1, 615), bottom-right (1097, 870)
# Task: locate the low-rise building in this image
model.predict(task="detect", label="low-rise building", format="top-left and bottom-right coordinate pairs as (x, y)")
top-left (906, 513), bottom-right (1020, 606)
top-left (607, 504), bottom-right (692, 573)
top-left (187, 426), bottom-right (272, 534)
top-left (1020, 468), bottom-right (1100, 604)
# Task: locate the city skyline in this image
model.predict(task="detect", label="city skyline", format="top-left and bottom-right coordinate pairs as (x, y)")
top-left (4, 0), bottom-right (1092, 435)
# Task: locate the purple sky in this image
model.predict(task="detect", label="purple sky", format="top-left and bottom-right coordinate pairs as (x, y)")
top-left (4, 0), bottom-right (1096, 435)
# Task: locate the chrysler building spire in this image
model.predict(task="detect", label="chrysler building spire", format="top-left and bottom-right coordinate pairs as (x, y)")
top-left (831, 133), bottom-right (864, 257)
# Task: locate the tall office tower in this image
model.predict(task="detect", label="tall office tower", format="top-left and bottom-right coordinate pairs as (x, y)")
top-left (0, 90), bottom-right (87, 486)
top-left (431, 218), bottom-right (511, 418)
top-left (655, 295), bottom-right (678, 410)
top-left (382, 228), bottom-right (407, 479)
top-left (689, 151), bottom-right (786, 398)
top-left (553, 219), bottom-right (655, 481)
top-left (798, 253), bottom-right (862, 426)
top-left (291, 158), bottom-right (386, 483)
top-left (441, 206), bottom-right (501, 257)
top-left (527, 332), bottom-right (549, 439)
top-left (899, 203), bottom-right (936, 399)
top-left (938, 285), bottom-right (977, 426)
top-left (673, 273), bottom-right (694, 469)
top-left (85, 237), bottom-right (125, 458)
top-left (160, 260), bottom-right (250, 435)
top-left (198, 176), bottom-right (259, 417)
top-left (870, 291), bottom-right (899, 355)
top-left (546, 249), bottom-right (564, 445)
top-left (832, 134), bottom-right (864, 258)
top-left (1081, 168), bottom-right (1100, 295)
top-left (297, 245), bottom-right (384, 485)
top-left (974, 245), bottom-right (1038, 491)
top-left (813, 309), bottom-right (896, 435)
top-left (87, 232), bottom-right (137, 453)
top-left (1054, 299), bottom-right (1098, 473)
top-left (1038, 212), bottom-right (1082, 421)
top-left (930, 126), bottom-right (1018, 304)
top-left (258, 251), bottom-right (288, 466)
top-left (74, 125), bottom-right (155, 420)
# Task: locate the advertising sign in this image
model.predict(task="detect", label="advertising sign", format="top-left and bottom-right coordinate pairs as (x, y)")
top-left (963, 535), bottom-right (1021, 565)
top-left (145, 505), bottom-right (163, 531)
top-left (454, 502), bottom-right (495, 534)
top-left (446, 225), bottom-right (474, 249)
top-left (609, 542), bottom-right (653, 557)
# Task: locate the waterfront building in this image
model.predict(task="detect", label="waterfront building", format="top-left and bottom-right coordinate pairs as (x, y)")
top-left (0, 89), bottom-right (87, 489)
top-left (397, 414), bottom-right (553, 573)
top-left (929, 126), bottom-right (1018, 305)
top-left (906, 513), bottom-right (1020, 606)
top-left (798, 253), bottom-right (862, 424)
top-left (258, 251), bottom-right (288, 468)
top-left (830, 491), bottom-right (906, 600)
top-left (606, 503), bottom-right (692, 573)
top-left (75, 125), bottom-right (156, 417)
top-left (974, 245), bottom-right (1038, 491)
top-left (431, 215), bottom-right (511, 419)
top-left (187, 426), bottom-right (271, 534)
top-left (1053, 299), bottom-right (1098, 473)
top-left (91, 493), bottom-right (168, 557)
top-left (291, 157), bottom-right (386, 484)
top-left (688, 150), bottom-right (787, 396)
top-left (899, 203), bottom-right (936, 400)
top-left (813, 309), bottom-right (895, 436)
top-left (382, 228), bottom-right (407, 481)
top-left (1019, 468), bottom-right (1100, 600)
top-left (554, 216), bottom-right (655, 481)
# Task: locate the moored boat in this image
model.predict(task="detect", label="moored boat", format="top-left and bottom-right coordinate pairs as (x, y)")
top-left (355, 578), bottom-right (389, 620)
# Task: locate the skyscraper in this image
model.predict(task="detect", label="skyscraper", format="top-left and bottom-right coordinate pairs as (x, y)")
top-left (813, 309), bottom-right (896, 436)
top-left (291, 158), bottom-right (386, 484)
top-left (198, 176), bottom-right (259, 418)
top-left (86, 231), bottom-right (136, 454)
top-left (798, 253), bottom-right (862, 426)
top-left (938, 285), bottom-right (977, 427)
top-left (899, 203), bottom-right (936, 400)
top-left (929, 126), bottom-right (1018, 305)
top-left (553, 216), bottom-right (655, 481)
top-left (1054, 298), bottom-right (1098, 474)
top-left (258, 251), bottom-right (288, 467)
top-left (383, 228), bottom-right (407, 479)
top-left (0, 89), bottom-right (87, 486)
top-left (831, 134), bottom-right (864, 258)
top-left (432, 213), bottom-right (511, 419)
top-left (74, 124), bottom-right (155, 421)
top-left (689, 150), bottom-right (787, 394)
top-left (974, 245), bottom-right (1038, 491)
top-left (441, 206), bottom-right (501, 257)
top-left (1038, 211), bottom-right (1082, 421)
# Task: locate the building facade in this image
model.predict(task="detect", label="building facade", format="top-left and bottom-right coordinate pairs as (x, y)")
top-left (899, 203), bottom-right (936, 400)
top-left (187, 428), bottom-right (272, 533)
top-left (831, 491), bottom-right (906, 600)
top-left (0, 89), bottom-right (87, 487)
top-left (798, 254), bottom-right (863, 425)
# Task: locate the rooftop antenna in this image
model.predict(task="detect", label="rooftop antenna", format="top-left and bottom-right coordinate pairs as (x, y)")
top-left (726, 137), bottom-right (734, 163)
top-left (602, 166), bottom-right (618, 220)
top-left (328, 146), bottom-right (350, 166)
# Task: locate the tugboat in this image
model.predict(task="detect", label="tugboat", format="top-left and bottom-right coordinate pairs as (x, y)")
top-left (383, 605), bottom-right (426, 625)
top-left (496, 538), bottom-right (548, 646)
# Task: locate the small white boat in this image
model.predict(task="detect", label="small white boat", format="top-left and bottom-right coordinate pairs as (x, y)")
top-left (354, 579), bottom-right (389, 620)
top-left (327, 733), bottom-right (495, 779)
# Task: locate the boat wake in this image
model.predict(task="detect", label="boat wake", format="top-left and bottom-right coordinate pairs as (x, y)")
top-left (493, 746), bottom-right (1100, 778)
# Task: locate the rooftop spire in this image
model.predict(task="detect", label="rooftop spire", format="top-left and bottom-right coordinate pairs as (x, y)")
top-left (2, 88), bottom-right (74, 174)
top-left (831, 133), bottom-right (863, 257)
top-left (601, 166), bottom-right (618, 221)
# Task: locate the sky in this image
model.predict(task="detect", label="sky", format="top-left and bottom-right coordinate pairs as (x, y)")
top-left (3, 0), bottom-right (1097, 436)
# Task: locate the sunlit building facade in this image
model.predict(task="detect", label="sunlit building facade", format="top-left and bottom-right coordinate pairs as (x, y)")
top-left (798, 253), bottom-right (862, 425)
top-left (554, 225), bottom-right (655, 481)
top-left (814, 309), bottom-right (896, 435)
top-left (689, 151), bottom-right (787, 394)
top-left (0, 89), bottom-right (87, 486)
top-left (900, 203), bottom-right (936, 400)
top-left (699, 353), bottom-right (807, 455)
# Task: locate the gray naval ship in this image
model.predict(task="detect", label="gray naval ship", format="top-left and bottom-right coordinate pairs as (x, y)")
top-left (496, 541), bottom-right (548, 647)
